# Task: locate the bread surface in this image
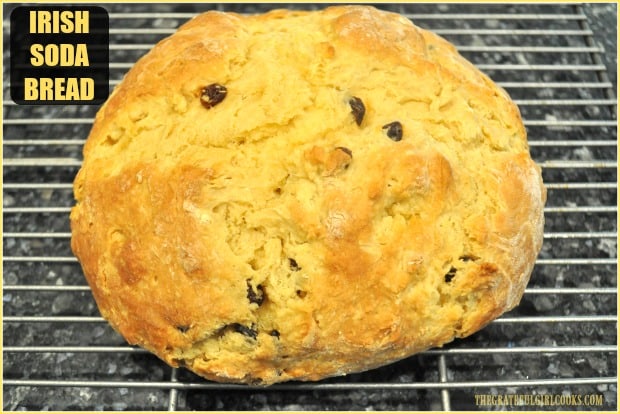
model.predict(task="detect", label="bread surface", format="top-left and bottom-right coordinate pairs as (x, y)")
top-left (71, 5), bottom-right (546, 385)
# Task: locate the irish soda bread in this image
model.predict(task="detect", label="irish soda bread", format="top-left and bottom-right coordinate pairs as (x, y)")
top-left (71, 6), bottom-right (546, 385)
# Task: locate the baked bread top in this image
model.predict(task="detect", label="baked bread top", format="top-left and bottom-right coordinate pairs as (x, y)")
top-left (70, 5), bottom-right (546, 385)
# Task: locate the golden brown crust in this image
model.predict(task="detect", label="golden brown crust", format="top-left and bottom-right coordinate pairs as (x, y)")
top-left (71, 5), bottom-right (546, 385)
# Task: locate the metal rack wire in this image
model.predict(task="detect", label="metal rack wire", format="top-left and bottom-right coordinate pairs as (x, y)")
top-left (3, 3), bottom-right (617, 411)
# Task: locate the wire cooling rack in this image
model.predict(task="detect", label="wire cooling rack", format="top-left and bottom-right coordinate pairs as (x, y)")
top-left (3, 2), bottom-right (617, 411)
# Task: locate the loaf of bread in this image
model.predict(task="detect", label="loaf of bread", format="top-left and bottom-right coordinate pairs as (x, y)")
top-left (70, 5), bottom-right (546, 385)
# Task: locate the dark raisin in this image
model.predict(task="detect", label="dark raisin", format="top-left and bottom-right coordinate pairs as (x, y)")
top-left (349, 96), bottom-right (365, 126)
top-left (382, 121), bottom-right (403, 141)
top-left (176, 325), bottom-right (190, 333)
top-left (270, 329), bottom-right (280, 338)
top-left (200, 83), bottom-right (227, 109)
top-left (459, 254), bottom-right (479, 262)
top-left (288, 258), bottom-right (301, 271)
top-left (246, 280), bottom-right (265, 306)
top-left (296, 290), bottom-right (307, 298)
top-left (232, 323), bottom-right (258, 339)
top-left (213, 324), bottom-right (228, 339)
top-left (336, 146), bottom-right (353, 157)
top-left (444, 267), bottom-right (457, 283)
top-left (172, 358), bottom-right (188, 368)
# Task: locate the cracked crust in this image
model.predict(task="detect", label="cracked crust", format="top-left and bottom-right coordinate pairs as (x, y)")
top-left (70, 6), bottom-right (546, 385)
